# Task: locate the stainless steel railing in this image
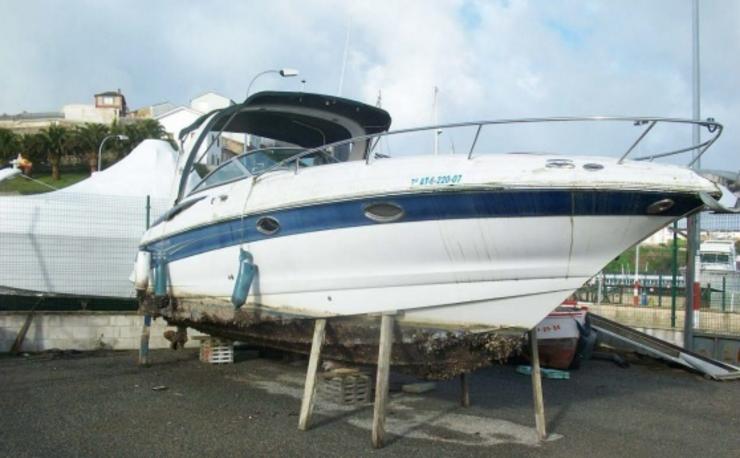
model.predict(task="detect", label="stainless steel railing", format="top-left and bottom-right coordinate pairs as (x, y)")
top-left (251, 116), bottom-right (723, 179)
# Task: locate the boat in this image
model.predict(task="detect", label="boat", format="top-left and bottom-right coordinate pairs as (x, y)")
top-left (531, 302), bottom-right (588, 369)
top-left (135, 91), bottom-right (725, 378)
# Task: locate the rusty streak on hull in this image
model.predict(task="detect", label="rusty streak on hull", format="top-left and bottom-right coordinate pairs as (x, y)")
top-left (141, 295), bottom-right (525, 380)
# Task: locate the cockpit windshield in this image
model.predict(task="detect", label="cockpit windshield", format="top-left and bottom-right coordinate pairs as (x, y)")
top-left (238, 147), bottom-right (306, 174)
top-left (189, 146), bottom-right (347, 195)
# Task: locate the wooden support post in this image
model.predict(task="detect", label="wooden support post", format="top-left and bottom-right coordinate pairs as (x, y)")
top-left (529, 328), bottom-right (547, 441)
top-left (460, 373), bottom-right (470, 407)
top-left (138, 315), bottom-right (152, 366)
top-left (372, 313), bottom-right (394, 449)
top-left (298, 318), bottom-right (326, 431)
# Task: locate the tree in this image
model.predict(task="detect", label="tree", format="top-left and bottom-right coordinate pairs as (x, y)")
top-left (40, 125), bottom-right (70, 180)
top-left (0, 128), bottom-right (20, 164)
top-left (20, 133), bottom-right (47, 168)
top-left (73, 123), bottom-right (109, 174)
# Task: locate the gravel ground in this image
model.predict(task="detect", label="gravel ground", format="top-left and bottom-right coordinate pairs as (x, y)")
top-left (0, 348), bottom-right (738, 457)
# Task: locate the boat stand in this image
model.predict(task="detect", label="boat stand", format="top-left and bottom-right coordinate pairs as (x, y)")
top-left (529, 327), bottom-right (547, 441)
top-left (298, 313), bottom-right (396, 449)
top-left (298, 316), bottom-right (548, 447)
top-left (460, 373), bottom-right (470, 407)
top-left (298, 318), bottom-right (326, 431)
top-left (138, 314), bottom-right (152, 366)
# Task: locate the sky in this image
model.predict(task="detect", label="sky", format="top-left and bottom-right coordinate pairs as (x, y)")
top-left (1, 0), bottom-right (739, 169)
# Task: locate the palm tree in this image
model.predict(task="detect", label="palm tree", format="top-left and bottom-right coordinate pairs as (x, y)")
top-left (0, 128), bottom-right (19, 164)
top-left (74, 124), bottom-right (109, 174)
top-left (40, 125), bottom-right (70, 180)
top-left (111, 119), bottom-right (168, 158)
top-left (20, 133), bottom-right (47, 175)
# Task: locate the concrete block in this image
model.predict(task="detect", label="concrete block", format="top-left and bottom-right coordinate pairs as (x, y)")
top-left (117, 325), bottom-right (145, 339)
top-left (110, 315), bottom-right (138, 327)
top-left (40, 315), bottom-right (65, 327)
top-left (97, 326), bottom-right (120, 339)
top-left (114, 337), bottom-right (138, 350)
top-left (0, 327), bottom-right (19, 342)
top-left (0, 340), bottom-right (13, 352)
top-left (0, 315), bottom-right (19, 327)
top-left (66, 326), bottom-right (101, 340)
top-left (80, 314), bottom-right (115, 327)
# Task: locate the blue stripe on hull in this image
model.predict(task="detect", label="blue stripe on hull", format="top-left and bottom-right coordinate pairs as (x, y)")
top-left (143, 189), bottom-right (702, 263)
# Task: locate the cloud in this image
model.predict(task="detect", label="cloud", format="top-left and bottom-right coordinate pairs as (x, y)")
top-left (0, 0), bottom-right (738, 169)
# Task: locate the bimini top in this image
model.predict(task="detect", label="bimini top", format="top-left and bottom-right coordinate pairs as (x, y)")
top-left (175, 91), bottom-right (392, 201)
top-left (179, 91), bottom-right (392, 147)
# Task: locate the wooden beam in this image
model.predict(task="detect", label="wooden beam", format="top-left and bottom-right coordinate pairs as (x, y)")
top-left (298, 318), bottom-right (327, 431)
top-left (460, 373), bottom-right (470, 407)
top-left (529, 328), bottom-right (547, 441)
top-left (372, 313), bottom-right (394, 449)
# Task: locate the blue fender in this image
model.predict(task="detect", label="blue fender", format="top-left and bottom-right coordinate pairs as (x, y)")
top-left (153, 255), bottom-right (168, 298)
top-left (231, 249), bottom-right (256, 309)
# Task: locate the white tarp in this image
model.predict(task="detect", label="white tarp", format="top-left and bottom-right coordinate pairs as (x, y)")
top-left (0, 140), bottom-right (177, 298)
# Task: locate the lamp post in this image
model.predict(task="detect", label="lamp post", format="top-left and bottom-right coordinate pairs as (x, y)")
top-left (245, 68), bottom-right (299, 99)
top-left (98, 134), bottom-right (129, 172)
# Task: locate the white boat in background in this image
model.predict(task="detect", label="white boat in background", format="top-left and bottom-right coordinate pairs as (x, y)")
top-left (136, 91), bottom-right (725, 377)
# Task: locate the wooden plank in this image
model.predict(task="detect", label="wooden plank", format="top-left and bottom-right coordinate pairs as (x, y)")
top-left (460, 373), bottom-right (470, 407)
top-left (529, 328), bottom-right (547, 441)
top-left (372, 313), bottom-right (394, 449)
top-left (298, 318), bottom-right (327, 431)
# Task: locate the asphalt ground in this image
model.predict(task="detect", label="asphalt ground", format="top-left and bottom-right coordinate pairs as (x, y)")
top-left (1, 348), bottom-right (738, 457)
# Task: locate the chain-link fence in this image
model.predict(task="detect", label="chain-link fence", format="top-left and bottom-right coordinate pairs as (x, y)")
top-left (0, 192), bottom-right (170, 301)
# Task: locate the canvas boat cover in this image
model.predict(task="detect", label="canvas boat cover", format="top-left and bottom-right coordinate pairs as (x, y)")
top-left (0, 140), bottom-right (178, 299)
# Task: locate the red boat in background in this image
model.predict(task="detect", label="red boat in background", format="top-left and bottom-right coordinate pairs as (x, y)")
top-left (533, 301), bottom-right (588, 369)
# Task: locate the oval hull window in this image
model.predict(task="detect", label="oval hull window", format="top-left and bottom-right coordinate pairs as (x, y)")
top-left (646, 198), bottom-right (674, 215)
top-left (364, 202), bottom-right (404, 223)
top-left (546, 159), bottom-right (575, 169)
top-left (256, 216), bottom-right (280, 235)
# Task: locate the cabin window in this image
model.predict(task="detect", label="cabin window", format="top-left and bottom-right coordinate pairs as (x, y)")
top-left (700, 253), bottom-right (731, 264)
top-left (256, 216), bottom-right (280, 235)
top-left (364, 202), bottom-right (405, 223)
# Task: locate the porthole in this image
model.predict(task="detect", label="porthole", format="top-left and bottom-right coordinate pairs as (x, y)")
top-left (546, 159), bottom-right (575, 169)
top-left (256, 216), bottom-right (280, 235)
top-left (364, 202), bottom-right (405, 223)
top-left (646, 199), bottom-right (674, 214)
top-left (583, 163), bottom-right (604, 171)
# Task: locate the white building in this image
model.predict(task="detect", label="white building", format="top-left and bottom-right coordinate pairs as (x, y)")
top-left (155, 106), bottom-right (203, 141)
top-left (190, 92), bottom-right (232, 113)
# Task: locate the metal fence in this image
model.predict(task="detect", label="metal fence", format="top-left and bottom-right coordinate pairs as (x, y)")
top-left (0, 192), bottom-right (170, 302)
top-left (578, 275), bottom-right (740, 337)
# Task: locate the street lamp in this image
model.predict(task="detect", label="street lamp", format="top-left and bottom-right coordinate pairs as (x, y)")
top-left (98, 134), bottom-right (129, 172)
top-left (246, 68), bottom-right (300, 99)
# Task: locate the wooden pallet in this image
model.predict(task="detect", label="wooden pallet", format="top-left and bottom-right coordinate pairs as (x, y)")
top-left (321, 369), bottom-right (371, 405)
top-left (196, 336), bottom-right (234, 364)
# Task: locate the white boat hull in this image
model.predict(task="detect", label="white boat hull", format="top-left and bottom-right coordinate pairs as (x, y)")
top-left (140, 153), bottom-right (717, 332)
top-left (160, 214), bottom-right (672, 330)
